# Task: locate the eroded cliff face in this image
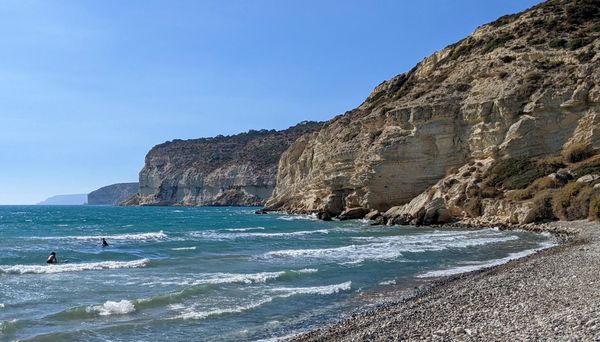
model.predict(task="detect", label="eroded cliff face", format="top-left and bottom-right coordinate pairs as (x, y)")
top-left (138, 122), bottom-right (322, 206)
top-left (265, 0), bottom-right (600, 218)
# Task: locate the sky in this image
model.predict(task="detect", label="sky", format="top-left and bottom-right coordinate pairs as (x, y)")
top-left (0, 0), bottom-right (542, 204)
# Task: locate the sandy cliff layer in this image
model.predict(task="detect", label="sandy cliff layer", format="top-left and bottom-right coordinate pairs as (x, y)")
top-left (265, 0), bottom-right (600, 221)
top-left (136, 122), bottom-right (321, 206)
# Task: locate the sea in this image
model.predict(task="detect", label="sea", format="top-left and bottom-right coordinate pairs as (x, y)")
top-left (0, 205), bottom-right (556, 341)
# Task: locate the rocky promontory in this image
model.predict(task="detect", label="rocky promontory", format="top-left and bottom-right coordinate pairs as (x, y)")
top-left (265, 0), bottom-right (600, 225)
top-left (87, 183), bottom-right (139, 205)
top-left (136, 121), bottom-right (322, 206)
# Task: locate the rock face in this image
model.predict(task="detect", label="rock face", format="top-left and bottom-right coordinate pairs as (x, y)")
top-left (88, 183), bottom-right (139, 205)
top-left (137, 122), bottom-right (322, 206)
top-left (265, 0), bottom-right (600, 219)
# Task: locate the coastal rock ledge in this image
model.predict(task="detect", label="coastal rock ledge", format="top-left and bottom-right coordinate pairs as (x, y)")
top-left (264, 0), bottom-right (600, 225)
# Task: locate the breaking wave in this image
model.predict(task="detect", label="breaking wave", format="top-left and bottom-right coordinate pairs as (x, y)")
top-left (171, 281), bottom-right (352, 320)
top-left (171, 246), bottom-right (196, 251)
top-left (28, 231), bottom-right (167, 241)
top-left (0, 259), bottom-right (149, 275)
top-left (190, 229), bottom-right (328, 240)
top-left (224, 227), bottom-right (265, 232)
top-left (87, 300), bottom-right (135, 316)
top-left (271, 281), bottom-right (352, 297)
top-left (276, 214), bottom-right (318, 221)
top-left (264, 231), bottom-right (521, 264)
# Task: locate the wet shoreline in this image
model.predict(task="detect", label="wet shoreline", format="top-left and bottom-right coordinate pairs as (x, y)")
top-left (289, 220), bottom-right (599, 341)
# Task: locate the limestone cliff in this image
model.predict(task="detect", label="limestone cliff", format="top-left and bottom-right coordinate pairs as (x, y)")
top-left (265, 0), bottom-right (600, 221)
top-left (88, 183), bottom-right (139, 205)
top-left (137, 121), bottom-right (321, 206)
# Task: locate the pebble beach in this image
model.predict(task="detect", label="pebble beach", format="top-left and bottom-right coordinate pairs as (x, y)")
top-left (291, 220), bottom-right (600, 341)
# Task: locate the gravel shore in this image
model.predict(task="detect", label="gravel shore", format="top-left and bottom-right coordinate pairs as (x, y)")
top-left (290, 220), bottom-right (600, 341)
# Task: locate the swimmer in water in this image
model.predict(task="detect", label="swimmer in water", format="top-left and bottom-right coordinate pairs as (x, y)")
top-left (46, 251), bottom-right (58, 264)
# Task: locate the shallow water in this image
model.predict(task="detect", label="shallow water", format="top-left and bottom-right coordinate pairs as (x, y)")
top-left (0, 206), bottom-right (555, 341)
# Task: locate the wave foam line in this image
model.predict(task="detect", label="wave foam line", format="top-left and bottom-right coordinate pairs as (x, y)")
top-left (171, 281), bottom-right (352, 320)
top-left (29, 231), bottom-right (167, 241)
top-left (174, 297), bottom-right (274, 320)
top-left (191, 229), bottom-right (328, 240)
top-left (264, 234), bottom-right (521, 264)
top-left (417, 240), bottom-right (558, 278)
top-left (171, 246), bottom-right (196, 251)
top-left (291, 268), bottom-right (318, 274)
top-left (191, 271), bottom-right (285, 285)
top-left (272, 281), bottom-right (352, 297)
top-left (0, 259), bottom-right (149, 274)
top-left (223, 227), bottom-right (265, 232)
top-left (276, 214), bottom-right (318, 221)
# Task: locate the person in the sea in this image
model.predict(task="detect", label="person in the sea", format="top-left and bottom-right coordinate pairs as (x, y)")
top-left (101, 238), bottom-right (109, 248)
top-left (46, 251), bottom-right (58, 264)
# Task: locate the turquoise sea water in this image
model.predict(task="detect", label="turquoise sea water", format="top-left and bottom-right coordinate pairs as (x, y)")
top-left (0, 206), bottom-right (555, 341)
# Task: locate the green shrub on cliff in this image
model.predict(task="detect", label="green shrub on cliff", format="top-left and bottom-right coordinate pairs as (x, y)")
top-left (589, 192), bottom-right (600, 221)
top-left (530, 189), bottom-right (556, 222)
top-left (562, 143), bottom-right (594, 163)
top-left (485, 156), bottom-right (564, 190)
top-left (573, 159), bottom-right (600, 179)
top-left (507, 176), bottom-right (564, 201)
top-left (551, 182), bottom-right (595, 220)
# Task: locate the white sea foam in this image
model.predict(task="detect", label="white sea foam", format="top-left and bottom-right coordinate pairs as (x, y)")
top-left (291, 268), bottom-right (318, 274)
top-left (264, 243), bottom-right (404, 264)
top-left (171, 281), bottom-right (351, 320)
top-left (29, 231), bottom-right (167, 241)
top-left (190, 229), bottom-right (328, 240)
top-left (87, 300), bottom-right (135, 316)
top-left (0, 303), bottom-right (4, 309)
top-left (224, 227), bottom-right (265, 232)
top-left (172, 210), bottom-right (185, 213)
top-left (276, 214), bottom-right (318, 221)
top-left (191, 271), bottom-right (285, 285)
top-left (244, 230), bottom-right (328, 238)
top-left (378, 279), bottom-right (397, 285)
top-left (417, 240), bottom-right (558, 278)
top-left (171, 246), bottom-right (197, 251)
top-left (255, 333), bottom-right (304, 342)
top-left (272, 281), bottom-right (352, 297)
top-left (264, 231), bottom-right (521, 264)
top-left (173, 298), bottom-right (274, 320)
top-left (0, 259), bottom-right (149, 274)
top-left (141, 269), bottom-right (314, 287)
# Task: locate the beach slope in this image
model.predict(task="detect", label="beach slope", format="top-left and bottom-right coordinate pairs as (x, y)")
top-left (292, 221), bottom-right (600, 341)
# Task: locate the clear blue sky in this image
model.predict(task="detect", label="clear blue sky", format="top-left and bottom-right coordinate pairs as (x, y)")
top-left (0, 0), bottom-right (542, 204)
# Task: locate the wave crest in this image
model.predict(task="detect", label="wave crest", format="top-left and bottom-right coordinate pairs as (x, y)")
top-left (29, 231), bottom-right (167, 242)
top-left (87, 300), bottom-right (135, 316)
top-left (0, 259), bottom-right (149, 275)
top-left (190, 229), bottom-right (328, 240)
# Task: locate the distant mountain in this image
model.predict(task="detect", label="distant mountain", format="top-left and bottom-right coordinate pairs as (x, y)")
top-left (37, 194), bottom-right (87, 205)
top-left (88, 183), bottom-right (139, 205)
